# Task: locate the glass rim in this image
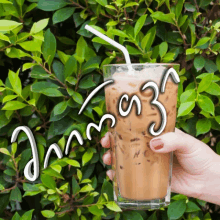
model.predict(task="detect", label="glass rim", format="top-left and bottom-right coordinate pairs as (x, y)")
top-left (103, 63), bottom-right (180, 67)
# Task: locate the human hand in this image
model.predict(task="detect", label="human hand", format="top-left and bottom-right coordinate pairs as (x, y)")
top-left (101, 128), bottom-right (220, 205)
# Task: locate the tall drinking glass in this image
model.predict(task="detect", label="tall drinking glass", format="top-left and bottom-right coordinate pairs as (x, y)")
top-left (103, 64), bottom-right (179, 210)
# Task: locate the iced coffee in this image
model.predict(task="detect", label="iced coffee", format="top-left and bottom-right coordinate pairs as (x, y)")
top-left (103, 64), bottom-right (179, 210)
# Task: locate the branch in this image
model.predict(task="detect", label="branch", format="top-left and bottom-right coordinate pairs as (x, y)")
top-left (202, 1), bottom-right (218, 26)
top-left (39, 63), bottom-right (68, 89)
top-left (174, 20), bottom-right (187, 49)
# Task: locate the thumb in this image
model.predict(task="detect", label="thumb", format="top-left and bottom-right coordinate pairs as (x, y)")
top-left (149, 128), bottom-right (216, 158)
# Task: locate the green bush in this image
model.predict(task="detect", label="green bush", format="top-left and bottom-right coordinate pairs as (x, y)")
top-left (0, 0), bottom-right (220, 219)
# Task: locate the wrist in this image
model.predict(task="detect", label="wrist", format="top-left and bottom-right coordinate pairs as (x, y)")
top-left (199, 154), bottom-right (220, 205)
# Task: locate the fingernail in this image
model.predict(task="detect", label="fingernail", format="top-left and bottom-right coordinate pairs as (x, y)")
top-left (150, 138), bottom-right (164, 150)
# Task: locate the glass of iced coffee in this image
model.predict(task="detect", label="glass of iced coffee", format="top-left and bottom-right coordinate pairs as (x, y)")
top-left (103, 63), bottom-right (179, 210)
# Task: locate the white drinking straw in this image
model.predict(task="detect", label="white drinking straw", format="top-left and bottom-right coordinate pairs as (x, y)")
top-left (85, 25), bottom-right (134, 74)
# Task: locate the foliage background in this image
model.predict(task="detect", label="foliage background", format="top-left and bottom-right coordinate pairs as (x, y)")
top-left (0, 0), bottom-right (220, 219)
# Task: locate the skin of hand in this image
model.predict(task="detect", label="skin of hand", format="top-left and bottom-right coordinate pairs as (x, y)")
top-left (101, 128), bottom-right (220, 205)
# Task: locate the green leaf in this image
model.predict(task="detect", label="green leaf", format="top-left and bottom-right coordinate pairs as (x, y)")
top-left (10, 187), bottom-right (22, 202)
top-left (53, 7), bottom-right (75, 24)
top-left (30, 18), bottom-right (49, 34)
top-left (186, 48), bottom-right (195, 55)
top-left (177, 101), bottom-right (195, 117)
top-left (95, 0), bottom-right (107, 6)
top-left (197, 94), bottom-right (215, 115)
top-left (88, 205), bottom-right (105, 216)
top-left (141, 26), bottom-right (156, 51)
top-left (194, 55), bottom-right (205, 71)
top-left (38, 0), bottom-right (68, 11)
top-left (110, 29), bottom-right (128, 38)
top-left (79, 75), bottom-right (96, 89)
top-left (147, 211), bottom-right (157, 220)
top-left (2, 95), bottom-right (18, 103)
top-left (16, 0), bottom-right (24, 5)
top-left (23, 63), bottom-right (37, 71)
top-left (134, 14), bottom-right (147, 37)
top-left (64, 55), bottom-right (78, 78)
top-left (0, 87), bottom-right (5, 92)
top-left (42, 29), bottom-right (56, 66)
top-left (12, 212), bottom-right (20, 220)
top-left (18, 41), bottom-right (41, 52)
top-left (206, 82), bottom-right (220, 95)
top-left (79, 184), bottom-right (94, 193)
top-left (52, 60), bottom-right (65, 83)
top-left (172, 194), bottom-right (188, 201)
top-left (0, 20), bottom-right (22, 31)
top-left (81, 56), bottom-right (101, 74)
top-left (57, 50), bottom-right (71, 64)
top-left (205, 59), bottom-right (218, 73)
top-left (123, 2), bottom-right (139, 7)
top-left (159, 42), bottom-right (168, 58)
top-left (123, 211), bottom-right (144, 220)
top-left (73, 12), bottom-right (84, 28)
top-left (180, 89), bottom-right (196, 103)
top-left (126, 45), bottom-right (142, 55)
top-left (66, 76), bottom-right (77, 85)
top-left (82, 149), bottom-right (94, 166)
top-left (77, 169), bottom-right (82, 181)
top-left (184, 2), bottom-right (196, 12)
top-left (175, 0), bottom-right (184, 18)
top-left (178, 14), bottom-right (188, 27)
top-left (20, 210), bottom-right (34, 220)
top-left (106, 201), bottom-right (122, 212)
top-left (0, 148), bottom-right (11, 156)
top-left (11, 142), bottom-right (17, 156)
top-left (72, 91), bottom-right (83, 104)
top-left (25, 3), bottom-right (38, 14)
top-left (196, 73), bottom-right (220, 82)
top-left (76, 36), bottom-right (87, 62)
top-left (0, 112), bottom-right (11, 129)
top-left (185, 201), bottom-right (201, 212)
top-left (88, 25), bottom-right (106, 34)
top-left (31, 81), bottom-right (59, 91)
top-left (196, 198), bottom-right (206, 207)
top-left (167, 200), bottom-right (186, 220)
top-left (196, 118), bottom-right (211, 136)
top-left (6, 48), bottom-right (31, 59)
top-left (0, 0), bottom-right (12, 4)
top-left (72, 176), bottom-right (80, 195)
top-left (31, 82), bottom-right (63, 97)
top-left (41, 174), bottom-right (56, 189)
top-left (66, 159), bottom-right (80, 167)
top-left (105, 5), bottom-right (117, 10)
top-left (151, 12), bottom-right (175, 25)
top-left (195, 37), bottom-right (210, 48)
top-left (8, 70), bottom-right (22, 95)
top-left (197, 73), bottom-right (213, 93)
top-left (30, 65), bottom-right (49, 79)
top-left (54, 101), bottom-right (67, 115)
top-left (80, 179), bottom-right (91, 184)
top-left (216, 54), bottom-right (220, 72)
top-left (0, 33), bottom-right (10, 42)
top-left (41, 210), bottom-right (55, 218)
top-left (106, 20), bottom-right (118, 26)
top-left (2, 101), bottom-right (27, 110)
top-left (42, 88), bottom-right (64, 97)
top-left (203, 213), bottom-right (212, 220)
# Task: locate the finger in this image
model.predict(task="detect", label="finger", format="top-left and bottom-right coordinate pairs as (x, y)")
top-left (100, 132), bottom-right (111, 148)
top-left (149, 128), bottom-right (216, 157)
top-left (102, 150), bottom-right (111, 165)
top-left (106, 170), bottom-right (115, 181)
